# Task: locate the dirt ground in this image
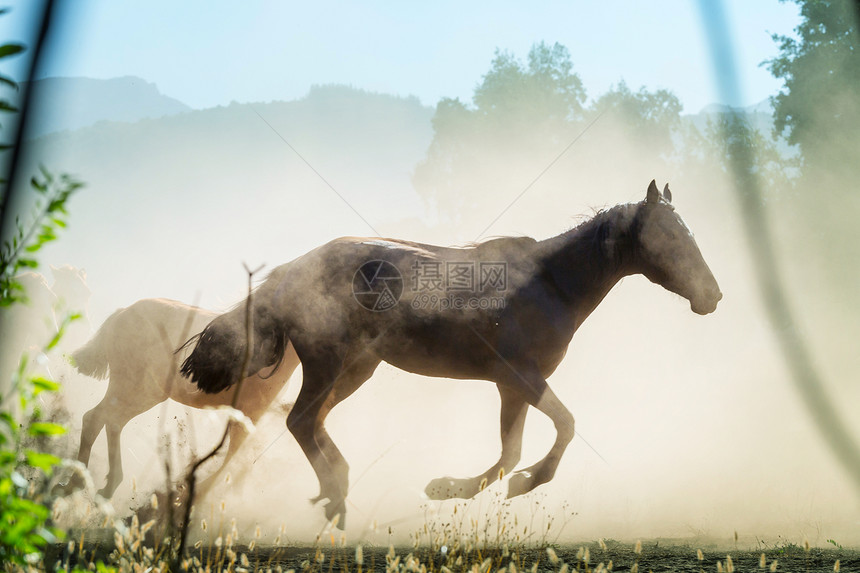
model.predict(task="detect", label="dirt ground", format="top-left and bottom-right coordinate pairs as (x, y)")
top-left (258, 543), bottom-right (855, 572)
top-left (51, 536), bottom-right (857, 572)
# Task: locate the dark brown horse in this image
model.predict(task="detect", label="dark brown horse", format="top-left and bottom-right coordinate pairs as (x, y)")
top-left (181, 181), bottom-right (721, 527)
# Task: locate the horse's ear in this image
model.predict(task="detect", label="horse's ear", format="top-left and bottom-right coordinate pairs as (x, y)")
top-left (663, 183), bottom-right (672, 203)
top-left (646, 180), bottom-right (660, 203)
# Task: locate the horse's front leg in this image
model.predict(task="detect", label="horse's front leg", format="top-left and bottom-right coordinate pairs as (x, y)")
top-left (425, 385), bottom-right (529, 500)
top-left (505, 380), bottom-right (574, 498)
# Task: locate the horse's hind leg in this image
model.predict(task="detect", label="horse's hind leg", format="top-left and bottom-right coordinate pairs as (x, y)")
top-left (425, 385), bottom-right (529, 500)
top-left (68, 398), bottom-right (111, 495)
top-left (311, 353), bottom-right (380, 508)
top-left (198, 350), bottom-right (302, 497)
top-left (194, 418), bottom-right (251, 499)
top-left (96, 379), bottom-right (165, 498)
top-left (287, 350), bottom-right (346, 523)
top-left (287, 348), bottom-right (378, 528)
top-left (77, 401), bottom-right (108, 468)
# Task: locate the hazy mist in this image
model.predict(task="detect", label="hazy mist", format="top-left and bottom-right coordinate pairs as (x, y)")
top-left (8, 72), bottom-right (860, 549)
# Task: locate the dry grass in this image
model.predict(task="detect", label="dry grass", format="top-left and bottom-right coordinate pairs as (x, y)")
top-left (14, 489), bottom-right (857, 573)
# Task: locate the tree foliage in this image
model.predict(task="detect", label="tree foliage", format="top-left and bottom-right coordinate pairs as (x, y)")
top-left (413, 42), bottom-right (685, 222)
top-left (763, 0), bottom-right (860, 292)
top-left (766, 0), bottom-right (860, 182)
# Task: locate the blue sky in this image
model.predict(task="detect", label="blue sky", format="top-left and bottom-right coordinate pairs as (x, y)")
top-left (4, 1), bottom-right (800, 113)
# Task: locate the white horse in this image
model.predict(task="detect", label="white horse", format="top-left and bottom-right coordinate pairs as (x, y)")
top-left (71, 298), bottom-right (299, 498)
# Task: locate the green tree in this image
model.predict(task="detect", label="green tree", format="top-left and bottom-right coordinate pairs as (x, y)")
top-left (766, 0), bottom-right (860, 184)
top-left (414, 42), bottom-right (686, 225)
top-left (590, 80), bottom-right (683, 169)
top-left (765, 0), bottom-right (860, 292)
top-left (414, 42), bottom-right (587, 220)
top-left (704, 111), bottom-right (795, 201)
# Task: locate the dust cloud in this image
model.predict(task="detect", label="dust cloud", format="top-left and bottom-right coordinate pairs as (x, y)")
top-left (8, 74), bottom-right (859, 550)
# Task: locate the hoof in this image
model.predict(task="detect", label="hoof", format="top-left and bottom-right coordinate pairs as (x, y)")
top-left (425, 477), bottom-right (474, 500)
top-left (506, 471), bottom-right (533, 499)
top-left (324, 499), bottom-right (346, 529)
top-left (52, 472), bottom-right (87, 497)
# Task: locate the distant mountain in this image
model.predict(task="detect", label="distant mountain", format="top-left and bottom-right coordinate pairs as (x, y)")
top-left (23, 84), bottom-right (435, 319)
top-left (686, 99), bottom-right (778, 137)
top-left (25, 76), bottom-right (191, 137)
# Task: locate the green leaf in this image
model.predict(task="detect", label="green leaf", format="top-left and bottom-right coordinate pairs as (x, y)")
top-left (45, 329), bottom-right (64, 350)
top-left (28, 422), bottom-right (66, 436)
top-left (0, 100), bottom-right (18, 113)
top-left (30, 377), bottom-right (60, 394)
top-left (24, 450), bottom-right (60, 472)
top-left (30, 175), bottom-right (47, 193)
top-left (0, 73), bottom-right (16, 89)
top-left (95, 561), bottom-right (118, 573)
top-left (0, 43), bottom-right (25, 59)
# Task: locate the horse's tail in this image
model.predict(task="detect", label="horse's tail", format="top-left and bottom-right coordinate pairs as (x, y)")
top-left (71, 307), bottom-right (123, 379)
top-left (179, 302), bottom-right (290, 395)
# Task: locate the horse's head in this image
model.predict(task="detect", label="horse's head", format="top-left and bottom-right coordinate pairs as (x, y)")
top-left (633, 180), bottom-right (721, 315)
top-left (50, 265), bottom-right (90, 307)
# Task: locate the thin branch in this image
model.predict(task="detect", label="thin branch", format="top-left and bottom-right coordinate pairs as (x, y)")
top-left (174, 263), bottom-right (262, 562)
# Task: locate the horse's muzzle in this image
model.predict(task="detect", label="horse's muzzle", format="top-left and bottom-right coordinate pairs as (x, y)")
top-left (691, 289), bottom-right (722, 315)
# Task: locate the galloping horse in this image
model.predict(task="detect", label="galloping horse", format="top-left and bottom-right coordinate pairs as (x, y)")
top-left (181, 181), bottom-right (721, 526)
top-left (72, 298), bottom-right (300, 498)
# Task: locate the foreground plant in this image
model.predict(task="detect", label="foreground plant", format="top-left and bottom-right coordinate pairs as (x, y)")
top-left (1, 26), bottom-right (83, 565)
